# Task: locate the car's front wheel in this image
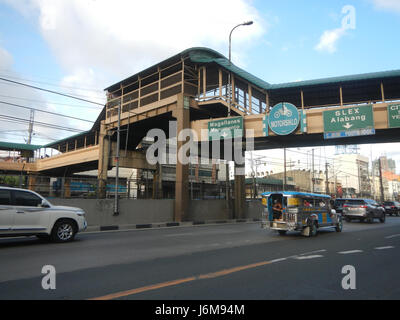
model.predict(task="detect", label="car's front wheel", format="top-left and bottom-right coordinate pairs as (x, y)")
top-left (309, 221), bottom-right (318, 237)
top-left (379, 213), bottom-right (386, 223)
top-left (335, 217), bottom-right (343, 232)
top-left (51, 220), bottom-right (77, 242)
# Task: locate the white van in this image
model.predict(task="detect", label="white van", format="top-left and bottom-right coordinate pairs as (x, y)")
top-left (0, 186), bottom-right (87, 242)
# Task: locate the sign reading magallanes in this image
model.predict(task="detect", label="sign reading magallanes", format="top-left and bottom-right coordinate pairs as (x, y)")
top-left (208, 117), bottom-right (243, 140)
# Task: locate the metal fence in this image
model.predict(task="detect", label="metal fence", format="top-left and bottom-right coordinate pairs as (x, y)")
top-left (0, 174), bottom-right (233, 200)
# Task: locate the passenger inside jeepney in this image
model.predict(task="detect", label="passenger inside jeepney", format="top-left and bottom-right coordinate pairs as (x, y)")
top-left (303, 200), bottom-right (312, 207)
top-left (272, 199), bottom-right (283, 220)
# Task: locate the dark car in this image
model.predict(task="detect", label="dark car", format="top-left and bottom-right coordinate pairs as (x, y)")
top-left (333, 198), bottom-right (352, 214)
top-left (382, 201), bottom-right (400, 216)
top-left (342, 198), bottom-right (385, 223)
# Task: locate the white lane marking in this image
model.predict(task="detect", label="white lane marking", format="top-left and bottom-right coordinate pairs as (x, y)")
top-left (385, 234), bottom-right (400, 239)
top-left (270, 258), bottom-right (288, 263)
top-left (296, 249), bottom-right (327, 257)
top-left (375, 246), bottom-right (395, 250)
top-left (294, 255), bottom-right (324, 260)
top-left (164, 233), bottom-right (194, 237)
top-left (338, 250), bottom-right (363, 254)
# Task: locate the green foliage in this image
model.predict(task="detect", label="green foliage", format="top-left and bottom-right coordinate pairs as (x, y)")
top-left (0, 175), bottom-right (19, 186)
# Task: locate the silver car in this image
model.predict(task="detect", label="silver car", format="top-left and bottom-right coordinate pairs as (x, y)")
top-left (0, 186), bottom-right (87, 242)
top-left (342, 198), bottom-right (385, 223)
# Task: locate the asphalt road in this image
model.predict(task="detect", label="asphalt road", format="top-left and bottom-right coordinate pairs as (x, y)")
top-left (0, 217), bottom-right (399, 300)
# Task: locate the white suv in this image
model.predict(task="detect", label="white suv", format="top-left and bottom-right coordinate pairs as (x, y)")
top-left (0, 186), bottom-right (87, 242)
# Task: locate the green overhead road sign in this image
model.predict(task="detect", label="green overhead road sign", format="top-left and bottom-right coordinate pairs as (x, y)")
top-left (323, 105), bottom-right (374, 134)
top-left (388, 104), bottom-right (400, 128)
top-left (208, 117), bottom-right (243, 140)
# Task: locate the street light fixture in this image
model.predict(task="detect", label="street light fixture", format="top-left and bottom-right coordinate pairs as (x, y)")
top-left (229, 21), bottom-right (254, 63)
top-left (228, 20), bottom-right (253, 117)
top-left (226, 20), bottom-right (254, 214)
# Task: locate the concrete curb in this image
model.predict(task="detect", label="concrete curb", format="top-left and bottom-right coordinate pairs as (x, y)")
top-left (83, 218), bottom-right (261, 233)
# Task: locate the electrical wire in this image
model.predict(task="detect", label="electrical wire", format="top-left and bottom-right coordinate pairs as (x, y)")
top-left (0, 100), bottom-right (94, 123)
top-left (0, 73), bottom-right (105, 94)
top-left (0, 115), bottom-right (85, 133)
top-left (0, 94), bottom-right (103, 110)
top-left (0, 77), bottom-right (104, 106)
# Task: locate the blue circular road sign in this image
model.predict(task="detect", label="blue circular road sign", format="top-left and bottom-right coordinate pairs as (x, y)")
top-left (268, 102), bottom-right (300, 135)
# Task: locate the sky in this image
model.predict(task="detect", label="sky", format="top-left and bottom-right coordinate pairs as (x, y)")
top-left (0, 0), bottom-right (399, 173)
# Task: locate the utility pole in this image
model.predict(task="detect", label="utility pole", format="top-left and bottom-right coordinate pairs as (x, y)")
top-left (370, 147), bottom-right (375, 200)
top-left (357, 160), bottom-right (362, 198)
top-left (311, 148), bottom-right (315, 193)
top-left (379, 157), bottom-right (385, 202)
top-left (325, 162), bottom-right (329, 195)
top-left (114, 99), bottom-right (121, 216)
top-left (250, 152), bottom-right (255, 198)
top-left (27, 109), bottom-right (35, 144)
top-left (283, 148), bottom-right (287, 191)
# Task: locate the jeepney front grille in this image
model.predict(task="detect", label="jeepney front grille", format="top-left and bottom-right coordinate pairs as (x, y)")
top-left (284, 212), bottom-right (297, 223)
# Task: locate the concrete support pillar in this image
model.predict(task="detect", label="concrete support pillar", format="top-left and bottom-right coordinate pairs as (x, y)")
top-left (64, 178), bottom-right (71, 198)
top-left (153, 164), bottom-right (163, 199)
top-left (27, 175), bottom-right (36, 191)
top-left (97, 122), bottom-right (110, 199)
top-left (173, 94), bottom-right (190, 222)
top-left (234, 163), bottom-right (246, 219)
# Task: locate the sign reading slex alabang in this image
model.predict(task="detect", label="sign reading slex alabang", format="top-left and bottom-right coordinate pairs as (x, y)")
top-left (323, 105), bottom-right (375, 139)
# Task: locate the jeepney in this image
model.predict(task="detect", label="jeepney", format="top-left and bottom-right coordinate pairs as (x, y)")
top-left (261, 191), bottom-right (342, 237)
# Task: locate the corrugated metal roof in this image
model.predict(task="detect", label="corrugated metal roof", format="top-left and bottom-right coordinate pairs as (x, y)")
top-left (261, 191), bottom-right (331, 198)
top-left (42, 131), bottom-right (90, 148)
top-left (269, 69), bottom-right (400, 90)
top-left (0, 141), bottom-right (42, 151)
top-left (245, 177), bottom-right (285, 186)
top-left (186, 49), bottom-right (271, 89)
top-left (104, 47), bottom-right (400, 94)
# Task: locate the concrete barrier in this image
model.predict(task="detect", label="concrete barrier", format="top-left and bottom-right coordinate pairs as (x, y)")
top-left (48, 198), bottom-right (263, 228)
top-left (49, 198), bottom-right (174, 226)
top-left (245, 200), bottom-right (263, 220)
top-left (187, 200), bottom-right (230, 222)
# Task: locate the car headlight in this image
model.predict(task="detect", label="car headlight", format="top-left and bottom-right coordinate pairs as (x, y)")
top-left (76, 210), bottom-right (86, 217)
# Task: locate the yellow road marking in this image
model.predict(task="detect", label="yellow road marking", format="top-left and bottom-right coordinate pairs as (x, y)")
top-left (89, 260), bottom-right (274, 300)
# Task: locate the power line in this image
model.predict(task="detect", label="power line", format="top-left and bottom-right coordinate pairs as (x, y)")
top-left (0, 94), bottom-right (103, 110)
top-left (0, 100), bottom-right (95, 123)
top-left (0, 115), bottom-right (85, 133)
top-left (0, 73), bottom-right (105, 94)
top-left (0, 77), bottom-right (104, 106)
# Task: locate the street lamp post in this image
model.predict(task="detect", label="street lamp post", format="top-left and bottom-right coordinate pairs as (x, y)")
top-left (228, 21), bottom-right (253, 117)
top-left (226, 20), bottom-right (253, 215)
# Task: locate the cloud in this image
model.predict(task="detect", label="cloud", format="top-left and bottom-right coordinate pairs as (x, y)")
top-left (372, 0), bottom-right (400, 14)
top-left (0, 47), bottom-right (13, 67)
top-left (0, 45), bottom-right (92, 145)
top-left (315, 27), bottom-right (346, 53)
top-left (1, 0), bottom-right (267, 145)
top-left (4, 0), bottom-right (266, 86)
top-left (315, 5), bottom-right (356, 54)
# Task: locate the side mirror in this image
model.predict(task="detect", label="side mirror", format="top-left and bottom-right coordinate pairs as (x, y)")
top-left (41, 200), bottom-right (50, 208)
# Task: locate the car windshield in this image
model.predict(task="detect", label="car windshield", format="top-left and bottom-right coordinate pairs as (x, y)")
top-left (335, 200), bottom-right (346, 206)
top-left (383, 202), bottom-right (394, 205)
top-left (345, 200), bottom-right (365, 205)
